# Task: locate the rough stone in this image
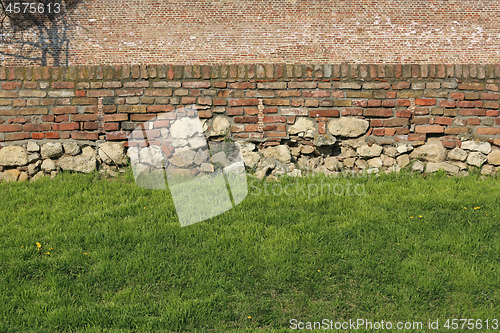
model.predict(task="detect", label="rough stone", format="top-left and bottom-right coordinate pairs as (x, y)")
top-left (447, 148), bottom-right (468, 161)
top-left (289, 117), bottom-right (316, 138)
top-left (396, 143), bottom-right (413, 154)
top-left (314, 134), bottom-right (336, 146)
top-left (28, 153), bottom-right (41, 164)
top-left (396, 154), bottom-right (410, 167)
top-left (194, 149), bottom-right (209, 165)
top-left (411, 161), bottom-right (425, 172)
top-left (383, 146), bottom-right (398, 158)
top-left (58, 146), bottom-right (97, 173)
top-left (409, 138), bottom-right (447, 162)
top-left (210, 116), bottom-right (231, 136)
top-left (0, 146), bottom-right (28, 166)
top-left (255, 158), bottom-right (276, 180)
top-left (242, 151), bottom-right (261, 169)
top-left (2, 169), bottom-right (20, 182)
top-left (235, 141), bottom-right (256, 152)
top-left (171, 149), bottom-right (196, 168)
top-left (63, 142), bottom-right (81, 156)
top-left (138, 146), bottom-right (164, 168)
top-left (355, 159), bottom-right (368, 169)
top-left (426, 162), bottom-right (460, 174)
top-left (171, 116), bottom-right (203, 139)
top-left (383, 157), bottom-right (395, 167)
top-left (189, 137), bottom-right (207, 150)
top-left (41, 159), bottom-right (57, 172)
top-left (487, 150), bottom-right (500, 166)
top-left (200, 163), bottom-right (214, 172)
top-left (367, 157), bottom-right (383, 168)
top-left (461, 141), bottom-right (492, 155)
top-left (28, 160), bottom-right (42, 176)
top-left (327, 117), bottom-right (369, 138)
top-left (324, 156), bottom-right (342, 171)
top-left (27, 141), bottom-right (40, 153)
top-left (301, 145), bottom-right (315, 154)
top-left (98, 142), bottom-right (127, 166)
top-left (41, 142), bottom-right (64, 159)
top-left (481, 164), bottom-right (495, 175)
top-left (357, 144), bottom-right (383, 158)
top-left (467, 152), bottom-right (487, 167)
top-left (262, 145), bottom-right (291, 164)
top-left (18, 172), bottom-right (29, 181)
top-left (30, 171), bottom-right (45, 181)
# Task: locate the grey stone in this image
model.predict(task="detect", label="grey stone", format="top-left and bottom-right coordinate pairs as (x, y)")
top-left (289, 117), bottom-right (316, 138)
top-left (324, 157), bottom-right (342, 171)
top-left (411, 161), bottom-right (425, 172)
top-left (447, 148), bottom-right (467, 161)
top-left (327, 117), bottom-right (369, 138)
top-left (357, 144), bottom-right (383, 158)
top-left (200, 163), bottom-right (214, 172)
top-left (301, 145), bottom-right (315, 154)
top-left (41, 142), bottom-right (63, 159)
top-left (396, 154), bottom-right (410, 167)
top-left (467, 152), bottom-right (487, 167)
top-left (99, 142), bottom-right (127, 166)
top-left (426, 162), bottom-right (460, 174)
top-left (481, 164), bottom-right (495, 175)
top-left (210, 116), bottom-right (230, 136)
top-left (242, 151), bottom-right (261, 169)
top-left (189, 137), bottom-right (207, 150)
top-left (139, 146), bottom-right (164, 168)
top-left (487, 150), bottom-right (500, 166)
top-left (63, 142), bottom-right (81, 156)
top-left (314, 134), bottom-right (336, 146)
top-left (396, 143), bottom-right (413, 154)
top-left (255, 158), bottom-right (276, 180)
top-left (41, 159), bottom-right (57, 172)
top-left (28, 153), bottom-right (41, 164)
top-left (2, 169), bottom-right (20, 182)
top-left (0, 146), bottom-right (28, 166)
top-left (30, 171), bottom-right (46, 181)
top-left (28, 160), bottom-right (42, 176)
top-left (409, 138), bottom-right (447, 162)
top-left (27, 141), bottom-right (40, 153)
top-left (170, 117), bottom-right (203, 139)
top-left (367, 157), bottom-right (383, 168)
top-left (58, 146), bottom-right (97, 173)
top-left (235, 141), bottom-right (256, 152)
top-left (18, 172), bottom-right (28, 181)
top-left (262, 145), bottom-right (291, 164)
top-left (383, 146), bottom-right (398, 158)
top-left (171, 149), bottom-right (196, 168)
top-left (383, 157), bottom-right (395, 167)
top-left (461, 141), bottom-right (492, 155)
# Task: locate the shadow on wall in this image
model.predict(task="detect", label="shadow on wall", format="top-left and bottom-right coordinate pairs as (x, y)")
top-left (0, 0), bottom-right (87, 66)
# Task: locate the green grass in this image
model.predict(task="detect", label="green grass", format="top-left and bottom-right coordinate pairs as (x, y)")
top-left (1, 169), bottom-right (499, 332)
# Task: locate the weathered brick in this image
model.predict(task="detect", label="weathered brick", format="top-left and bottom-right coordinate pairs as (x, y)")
top-left (118, 105), bottom-right (147, 113)
top-left (234, 116), bottom-right (258, 123)
top-left (73, 114), bottom-right (98, 122)
top-left (263, 116), bottom-right (286, 123)
top-left (146, 105), bottom-right (174, 113)
top-left (309, 110), bottom-right (339, 118)
top-left (257, 82), bottom-right (286, 89)
top-left (52, 82), bottom-right (75, 89)
top-left (229, 99), bottom-right (259, 107)
top-left (476, 127), bottom-right (500, 135)
top-left (145, 89), bottom-right (172, 97)
top-left (383, 118), bottom-right (409, 127)
top-left (0, 124), bottom-right (22, 132)
top-left (459, 109), bottom-right (486, 116)
top-left (363, 108), bottom-right (393, 117)
top-left (434, 117), bottom-right (454, 125)
top-left (6, 132), bottom-right (30, 140)
top-left (457, 82), bottom-right (485, 90)
top-left (481, 93), bottom-right (500, 100)
top-left (52, 106), bottom-right (77, 114)
top-left (363, 82), bottom-right (391, 89)
top-left (415, 98), bottom-right (436, 106)
top-left (182, 81), bottom-right (211, 88)
top-left (52, 122), bottom-right (79, 131)
top-left (23, 123), bottom-right (51, 132)
top-left (72, 132), bottom-right (99, 140)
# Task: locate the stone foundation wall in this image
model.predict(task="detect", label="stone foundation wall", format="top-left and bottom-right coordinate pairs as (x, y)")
top-left (1, 64), bottom-right (500, 182)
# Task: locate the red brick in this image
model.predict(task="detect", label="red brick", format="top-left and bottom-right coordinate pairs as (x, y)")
top-left (392, 82), bottom-right (411, 90)
top-left (55, 115), bottom-right (69, 123)
top-left (439, 100), bottom-right (456, 108)
top-left (52, 106), bottom-right (77, 114)
top-left (182, 81), bottom-right (211, 88)
top-left (415, 98), bottom-right (436, 106)
top-left (370, 119), bottom-right (383, 127)
top-left (2, 82), bottom-right (21, 90)
top-left (52, 82), bottom-right (75, 89)
top-left (414, 107), bottom-right (429, 115)
top-left (244, 125), bottom-right (258, 132)
top-left (450, 93), bottom-right (465, 100)
top-left (396, 110), bottom-right (412, 118)
top-left (84, 122), bottom-right (99, 130)
top-left (11, 117), bottom-right (26, 124)
top-left (45, 132), bottom-right (60, 139)
top-left (234, 116), bottom-right (258, 123)
top-left (181, 97), bottom-right (196, 104)
top-left (228, 82), bottom-right (255, 89)
top-left (73, 114), bottom-right (98, 122)
top-left (363, 108), bottom-right (392, 117)
top-left (397, 99), bottom-right (411, 106)
top-left (434, 117), bottom-right (454, 125)
top-left (408, 133), bottom-right (426, 141)
top-left (459, 109), bottom-right (486, 116)
top-left (415, 125), bottom-right (444, 133)
top-left (263, 116), bottom-right (286, 123)
top-left (457, 101), bottom-right (474, 108)
top-left (384, 128), bottom-right (396, 136)
top-left (72, 132), bottom-right (99, 140)
top-left (309, 110), bottom-right (339, 118)
top-left (302, 90), bottom-right (330, 98)
top-left (265, 132), bottom-right (287, 138)
top-left (52, 122), bottom-right (79, 131)
top-left (383, 118), bottom-right (409, 127)
top-left (318, 122), bottom-right (326, 134)
top-left (104, 123), bottom-right (119, 131)
top-left (229, 99), bottom-right (259, 107)
top-left (116, 89), bottom-right (143, 96)
top-left (227, 107), bottom-right (244, 116)
top-left (486, 110), bottom-right (500, 117)
top-left (145, 89), bottom-right (173, 97)
top-left (103, 114), bottom-right (127, 122)
top-left (476, 127), bottom-right (500, 135)
top-left (23, 123), bottom-right (51, 132)
top-left (445, 127), bottom-right (470, 135)
top-left (213, 98), bottom-right (226, 106)
top-left (146, 105), bottom-right (175, 113)
top-left (75, 90), bottom-right (86, 97)
top-left (441, 141), bottom-right (457, 149)
top-left (198, 110), bottom-right (212, 118)
top-left (31, 133), bottom-right (45, 139)
top-left (244, 107), bottom-right (258, 115)
top-left (367, 100), bottom-right (382, 107)
top-left (382, 100), bottom-right (395, 107)
top-left (466, 118), bottom-right (481, 126)
top-left (481, 93), bottom-right (500, 100)
top-left (372, 128), bottom-right (385, 136)
top-left (130, 114), bottom-right (156, 122)
top-left (23, 82), bottom-right (37, 89)
top-left (0, 124), bottom-right (22, 132)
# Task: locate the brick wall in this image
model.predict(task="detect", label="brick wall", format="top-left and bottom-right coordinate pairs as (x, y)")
top-left (1, 64), bottom-right (500, 146)
top-left (1, 0), bottom-right (500, 66)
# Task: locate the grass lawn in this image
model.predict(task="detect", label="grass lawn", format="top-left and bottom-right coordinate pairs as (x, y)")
top-left (1, 168), bottom-right (499, 332)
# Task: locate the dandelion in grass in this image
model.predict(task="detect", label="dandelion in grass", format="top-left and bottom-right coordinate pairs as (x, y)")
top-left (36, 242), bottom-right (41, 248)
top-left (419, 215), bottom-right (423, 218)
top-left (474, 207), bottom-right (480, 210)
top-left (247, 316), bottom-right (252, 319)
top-left (464, 207), bottom-right (467, 209)
top-left (46, 252), bottom-right (50, 255)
